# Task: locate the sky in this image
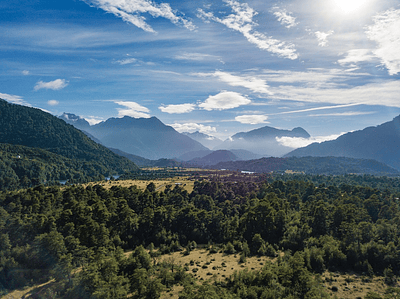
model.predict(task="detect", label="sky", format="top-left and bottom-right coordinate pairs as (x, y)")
top-left (1, 0), bottom-right (400, 148)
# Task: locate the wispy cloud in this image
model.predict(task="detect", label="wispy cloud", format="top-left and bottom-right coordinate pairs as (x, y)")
top-left (22, 70), bottom-right (30, 75)
top-left (272, 7), bottom-right (298, 28)
top-left (34, 79), bottom-right (69, 91)
top-left (272, 104), bottom-right (362, 115)
top-left (159, 103), bottom-right (196, 114)
top-left (0, 92), bottom-right (31, 106)
top-left (276, 133), bottom-right (345, 149)
top-left (338, 49), bottom-right (376, 68)
top-left (174, 52), bottom-right (221, 62)
top-left (197, 0), bottom-right (298, 59)
top-left (47, 100), bottom-right (59, 106)
top-left (308, 111), bottom-right (375, 117)
top-left (169, 122), bottom-right (217, 134)
top-left (366, 8), bottom-right (400, 75)
top-left (115, 57), bottom-right (137, 65)
top-left (199, 91), bottom-right (251, 111)
top-left (114, 100), bottom-right (151, 118)
top-left (196, 71), bottom-right (273, 95)
top-left (82, 0), bottom-right (195, 33)
top-left (315, 30), bottom-right (334, 47)
top-left (235, 114), bottom-right (269, 124)
top-left (271, 80), bottom-right (400, 108)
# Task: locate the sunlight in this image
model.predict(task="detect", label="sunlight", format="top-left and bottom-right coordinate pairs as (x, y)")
top-left (333, 0), bottom-right (369, 13)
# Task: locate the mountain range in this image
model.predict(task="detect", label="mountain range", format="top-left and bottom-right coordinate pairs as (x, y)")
top-left (60, 114), bottom-right (208, 160)
top-left (60, 111), bottom-right (400, 172)
top-left (285, 115), bottom-right (400, 170)
top-left (61, 113), bottom-right (312, 159)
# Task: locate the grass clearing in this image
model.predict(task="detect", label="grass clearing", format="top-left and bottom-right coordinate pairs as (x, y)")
top-left (83, 177), bottom-right (195, 193)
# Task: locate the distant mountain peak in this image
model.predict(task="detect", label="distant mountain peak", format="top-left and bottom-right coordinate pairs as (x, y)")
top-left (59, 112), bottom-right (91, 129)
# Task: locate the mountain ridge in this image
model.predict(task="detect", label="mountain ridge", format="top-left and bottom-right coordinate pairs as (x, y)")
top-left (0, 99), bottom-right (138, 189)
top-left (285, 115), bottom-right (400, 170)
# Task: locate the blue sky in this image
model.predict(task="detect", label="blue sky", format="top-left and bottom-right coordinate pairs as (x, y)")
top-left (1, 0), bottom-right (400, 148)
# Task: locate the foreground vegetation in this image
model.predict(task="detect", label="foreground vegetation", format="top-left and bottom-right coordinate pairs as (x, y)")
top-left (1, 173), bottom-right (400, 298)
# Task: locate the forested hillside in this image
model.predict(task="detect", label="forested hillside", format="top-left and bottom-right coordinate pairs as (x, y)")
top-left (0, 99), bottom-right (138, 170)
top-left (0, 144), bottom-right (121, 190)
top-left (0, 99), bottom-right (138, 190)
top-left (1, 174), bottom-right (400, 298)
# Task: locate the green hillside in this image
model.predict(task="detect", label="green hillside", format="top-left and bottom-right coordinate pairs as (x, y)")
top-left (0, 99), bottom-right (138, 190)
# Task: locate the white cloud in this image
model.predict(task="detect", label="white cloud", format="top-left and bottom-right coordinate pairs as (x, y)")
top-left (199, 91), bottom-right (251, 111)
top-left (276, 133), bottom-right (345, 149)
top-left (197, 71), bottom-right (272, 95)
top-left (22, 70), bottom-right (30, 75)
top-left (0, 92), bottom-right (31, 106)
top-left (197, 0), bottom-right (298, 59)
top-left (315, 30), bottom-right (334, 47)
top-left (235, 114), bottom-right (269, 124)
top-left (338, 49), bottom-right (376, 68)
top-left (85, 116), bottom-right (104, 125)
top-left (47, 100), bottom-right (59, 106)
top-left (159, 103), bottom-right (196, 114)
top-left (114, 100), bottom-right (151, 118)
top-left (82, 0), bottom-right (195, 33)
top-left (169, 122), bottom-right (217, 134)
top-left (34, 79), bottom-right (69, 91)
top-left (272, 7), bottom-right (298, 28)
top-left (366, 9), bottom-right (400, 75)
top-left (116, 57), bottom-right (137, 65)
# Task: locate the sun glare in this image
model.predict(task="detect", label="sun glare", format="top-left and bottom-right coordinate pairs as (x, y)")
top-left (333, 0), bottom-right (368, 13)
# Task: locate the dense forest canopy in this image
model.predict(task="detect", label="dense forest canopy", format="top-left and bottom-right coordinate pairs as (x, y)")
top-left (1, 174), bottom-right (400, 298)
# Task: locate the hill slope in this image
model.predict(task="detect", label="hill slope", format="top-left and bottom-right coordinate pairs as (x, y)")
top-left (0, 99), bottom-right (138, 187)
top-left (187, 150), bottom-right (238, 166)
top-left (285, 115), bottom-right (400, 170)
top-left (209, 156), bottom-right (398, 175)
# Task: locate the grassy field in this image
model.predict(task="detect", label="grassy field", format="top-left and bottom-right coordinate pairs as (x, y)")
top-left (156, 249), bottom-right (394, 299)
top-left (83, 177), bottom-right (195, 193)
top-left (2, 248), bottom-right (395, 299)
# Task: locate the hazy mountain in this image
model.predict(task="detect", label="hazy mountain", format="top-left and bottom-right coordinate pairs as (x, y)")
top-left (210, 156), bottom-right (398, 176)
top-left (177, 150), bottom-right (213, 161)
top-left (187, 150), bottom-right (238, 167)
top-left (216, 126), bottom-right (310, 157)
top-left (182, 131), bottom-right (223, 149)
top-left (230, 149), bottom-right (262, 160)
top-left (285, 115), bottom-right (400, 170)
top-left (0, 99), bottom-right (139, 187)
top-left (82, 116), bottom-right (208, 160)
top-left (109, 148), bottom-right (182, 167)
